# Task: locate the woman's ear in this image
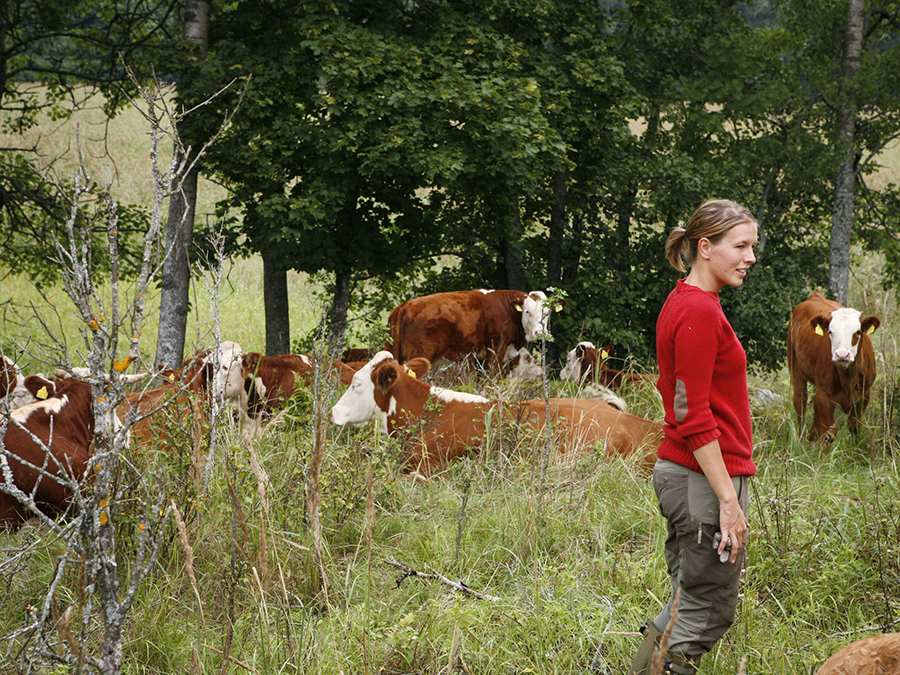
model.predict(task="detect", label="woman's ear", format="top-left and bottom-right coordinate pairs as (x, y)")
top-left (697, 237), bottom-right (712, 260)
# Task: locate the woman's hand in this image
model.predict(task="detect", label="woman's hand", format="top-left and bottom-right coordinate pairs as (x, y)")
top-left (718, 497), bottom-right (748, 564)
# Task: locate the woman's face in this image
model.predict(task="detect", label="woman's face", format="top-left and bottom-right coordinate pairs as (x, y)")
top-left (700, 222), bottom-right (758, 291)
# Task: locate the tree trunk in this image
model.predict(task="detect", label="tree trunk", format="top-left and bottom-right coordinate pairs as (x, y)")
top-left (154, 168), bottom-right (197, 369)
top-left (329, 270), bottom-right (352, 349)
top-left (828, 0), bottom-right (864, 305)
top-left (263, 253), bottom-right (291, 355)
top-left (500, 194), bottom-right (525, 290)
top-left (153, 0), bottom-right (210, 370)
top-left (547, 170), bottom-right (567, 287)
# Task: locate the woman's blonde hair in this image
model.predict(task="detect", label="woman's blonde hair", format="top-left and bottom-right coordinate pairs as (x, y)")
top-left (665, 199), bottom-right (757, 273)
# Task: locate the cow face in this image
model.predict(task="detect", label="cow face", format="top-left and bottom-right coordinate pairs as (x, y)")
top-left (331, 351), bottom-right (394, 426)
top-left (813, 308), bottom-right (881, 366)
top-left (560, 341), bottom-right (599, 382)
top-left (505, 347), bottom-right (542, 379)
top-left (1, 356), bottom-right (25, 403)
top-left (215, 341), bottom-right (245, 403)
top-left (519, 291), bottom-right (550, 342)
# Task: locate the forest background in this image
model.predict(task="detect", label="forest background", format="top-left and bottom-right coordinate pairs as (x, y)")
top-left (2, 1), bottom-right (900, 674)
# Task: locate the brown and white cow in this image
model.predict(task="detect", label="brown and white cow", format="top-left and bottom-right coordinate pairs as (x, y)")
top-left (388, 289), bottom-right (564, 367)
top-left (560, 341), bottom-right (655, 390)
top-left (816, 632), bottom-right (900, 675)
top-left (1, 356), bottom-right (25, 409)
top-left (239, 352), bottom-right (317, 420)
top-left (0, 375), bottom-right (94, 526)
top-left (788, 291), bottom-right (880, 442)
top-left (330, 352), bottom-right (662, 477)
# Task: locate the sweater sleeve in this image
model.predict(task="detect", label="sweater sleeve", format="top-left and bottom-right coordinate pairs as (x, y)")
top-left (670, 299), bottom-right (723, 451)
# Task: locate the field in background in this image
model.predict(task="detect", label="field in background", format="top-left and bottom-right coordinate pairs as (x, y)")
top-left (0, 91), bottom-right (899, 674)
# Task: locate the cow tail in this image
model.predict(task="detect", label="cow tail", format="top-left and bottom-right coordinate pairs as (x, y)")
top-left (388, 307), bottom-right (404, 362)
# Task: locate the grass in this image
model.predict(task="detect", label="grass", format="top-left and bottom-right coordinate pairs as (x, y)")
top-left (1, 91), bottom-right (900, 675)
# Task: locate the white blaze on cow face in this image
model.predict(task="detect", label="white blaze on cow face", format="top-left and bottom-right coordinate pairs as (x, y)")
top-left (216, 341), bottom-right (244, 403)
top-left (823, 308), bottom-right (865, 365)
top-left (520, 291), bottom-right (549, 342)
top-left (560, 341), bottom-right (595, 382)
top-left (331, 351), bottom-right (394, 426)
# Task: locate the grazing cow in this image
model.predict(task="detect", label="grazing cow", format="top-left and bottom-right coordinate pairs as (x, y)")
top-left (560, 341), bottom-right (655, 390)
top-left (388, 289), bottom-right (564, 366)
top-left (0, 375), bottom-right (94, 526)
top-left (787, 291), bottom-right (880, 441)
top-left (816, 632), bottom-right (900, 675)
top-left (341, 347), bottom-right (372, 363)
top-left (240, 352), bottom-right (317, 420)
top-left (331, 352), bottom-right (663, 477)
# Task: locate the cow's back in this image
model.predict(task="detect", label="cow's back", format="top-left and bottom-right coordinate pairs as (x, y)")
top-left (788, 291), bottom-right (838, 384)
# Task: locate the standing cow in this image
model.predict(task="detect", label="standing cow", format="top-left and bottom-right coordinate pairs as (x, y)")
top-left (787, 291), bottom-right (880, 441)
top-left (388, 289), bottom-right (562, 366)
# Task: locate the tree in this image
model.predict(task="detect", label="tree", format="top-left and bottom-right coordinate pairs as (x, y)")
top-left (155, 0), bottom-right (211, 369)
top-left (0, 0), bottom-right (181, 280)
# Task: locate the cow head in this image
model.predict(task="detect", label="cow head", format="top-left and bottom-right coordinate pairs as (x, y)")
top-left (11, 374), bottom-right (58, 411)
top-left (518, 291), bottom-right (566, 342)
top-left (811, 308), bottom-right (880, 366)
top-left (560, 341), bottom-right (601, 382)
top-left (505, 347), bottom-right (543, 379)
top-left (330, 352), bottom-right (431, 427)
top-left (1, 355), bottom-right (25, 402)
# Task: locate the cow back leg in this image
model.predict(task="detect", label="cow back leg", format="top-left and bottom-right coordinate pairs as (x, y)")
top-left (790, 370), bottom-right (809, 431)
top-left (811, 391), bottom-right (837, 442)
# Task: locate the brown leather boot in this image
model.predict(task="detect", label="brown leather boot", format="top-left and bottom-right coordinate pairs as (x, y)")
top-left (628, 621), bottom-right (663, 675)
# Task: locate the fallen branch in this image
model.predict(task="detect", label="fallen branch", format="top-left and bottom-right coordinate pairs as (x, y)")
top-left (386, 558), bottom-right (500, 602)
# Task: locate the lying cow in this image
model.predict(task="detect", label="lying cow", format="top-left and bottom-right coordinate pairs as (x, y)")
top-left (1, 375), bottom-right (94, 526)
top-left (388, 289), bottom-right (564, 367)
top-left (560, 341), bottom-right (655, 390)
top-left (331, 352), bottom-right (663, 477)
top-left (787, 291), bottom-right (880, 441)
top-left (240, 352), bottom-right (317, 420)
top-left (816, 632), bottom-right (900, 675)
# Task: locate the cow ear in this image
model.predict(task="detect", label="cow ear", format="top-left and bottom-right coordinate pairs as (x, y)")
top-left (404, 357), bottom-right (431, 379)
top-left (375, 363), bottom-right (399, 391)
top-left (811, 317), bottom-right (830, 336)
top-left (554, 298), bottom-right (567, 311)
top-left (600, 345), bottom-right (614, 361)
top-left (244, 353), bottom-right (260, 371)
top-left (862, 316), bottom-right (881, 335)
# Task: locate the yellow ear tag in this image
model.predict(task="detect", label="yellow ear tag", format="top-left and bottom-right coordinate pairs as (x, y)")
top-left (168, 374), bottom-right (176, 382)
top-left (406, 369), bottom-right (417, 378)
top-left (515, 304), bottom-right (523, 312)
top-left (36, 386), bottom-right (48, 400)
top-left (554, 305), bottom-right (563, 312)
top-left (815, 325), bottom-right (824, 336)
top-left (867, 325), bottom-right (875, 335)
top-left (600, 350), bottom-right (609, 360)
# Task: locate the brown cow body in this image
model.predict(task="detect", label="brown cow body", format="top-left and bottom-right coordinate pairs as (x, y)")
top-left (560, 342), bottom-right (655, 390)
top-left (0, 375), bottom-right (93, 526)
top-left (331, 353), bottom-right (662, 477)
top-left (788, 291), bottom-right (880, 441)
top-left (388, 289), bottom-right (559, 365)
top-left (816, 632), bottom-right (900, 675)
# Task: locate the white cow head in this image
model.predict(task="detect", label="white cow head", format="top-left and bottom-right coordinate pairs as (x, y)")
top-left (331, 351), bottom-right (394, 427)
top-left (505, 347), bottom-right (543, 379)
top-left (811, 308), bottom-right (880, 366)
top-left (559, 341), bottom-right (595, 382)
top-left (2, 355), bottom-right (25, 406)
top-left (519, 291), bottom-right (549, 342)
top-left (214, 340), bottom-right (245, 403)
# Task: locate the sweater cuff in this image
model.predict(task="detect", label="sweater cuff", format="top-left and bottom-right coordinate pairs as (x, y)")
top-left (684, 428), bottom-right (722, 452)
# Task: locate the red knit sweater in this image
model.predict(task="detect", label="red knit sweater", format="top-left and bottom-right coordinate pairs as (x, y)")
top-left (656, 279), bottom-right (756, 477)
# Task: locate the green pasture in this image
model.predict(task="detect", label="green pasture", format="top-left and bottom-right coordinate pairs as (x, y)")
top-left (0, 95), bottom-right (899, 675)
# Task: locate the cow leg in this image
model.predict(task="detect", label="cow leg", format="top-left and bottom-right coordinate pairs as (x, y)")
top-left (847, 397), bottom-right (870, 435)
top-left (811, 391), bottom-right (836, 443)
top-left (790, 373), bottom-right (809, 431)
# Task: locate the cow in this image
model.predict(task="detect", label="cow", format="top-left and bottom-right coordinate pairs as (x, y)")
top-left (816, 632), bottom-right (900, 675)
top-left (504, 347), bottom-right (544, 380)
top-left (787, 291), bottom-right (881, 442)
top-left (388, 289), bottom-right (564, 367)
top-left (240, 352), bottom-right (316, 420)
top-left (0, 375), bottom-right (94, 526)
top-left (341, 347), bottom-right (372, 363)
top-left (330, 352), bottom-right (663, 477)
top-left (560, 341), bottom-right (655, 390)
top-left (1, 356), bottom-right (25, 408)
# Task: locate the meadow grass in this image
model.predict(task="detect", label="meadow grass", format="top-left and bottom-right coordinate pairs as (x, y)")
top-left (1, 94), bottom-right (900, 675)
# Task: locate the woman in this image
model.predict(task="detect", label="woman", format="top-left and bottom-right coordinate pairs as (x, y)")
top-left (630, 200), bottom-right (758, 675)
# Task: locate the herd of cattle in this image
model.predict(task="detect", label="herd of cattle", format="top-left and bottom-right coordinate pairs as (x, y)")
top-left (0, 288), bottom-right (883, 527)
